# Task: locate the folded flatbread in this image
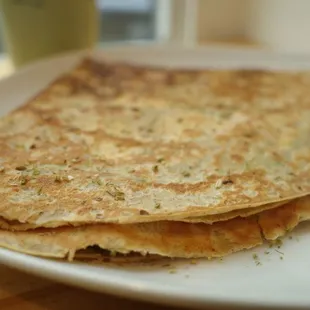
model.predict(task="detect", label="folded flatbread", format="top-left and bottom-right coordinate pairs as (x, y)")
top-left (0, 59), bottom-right (309, 230)
top-left (0, 196), bottom-right (308, 260)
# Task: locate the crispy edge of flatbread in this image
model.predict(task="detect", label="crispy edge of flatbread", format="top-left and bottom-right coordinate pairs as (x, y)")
top-left (180, 200), bottom-right (289, 223)
top-left (0, 200), bottom-right (290, 231)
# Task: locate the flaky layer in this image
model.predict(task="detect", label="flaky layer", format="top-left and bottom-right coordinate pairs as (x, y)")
top-left (0, 199), bottom-right (289, 231)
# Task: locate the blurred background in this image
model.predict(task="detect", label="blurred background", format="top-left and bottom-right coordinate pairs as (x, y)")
top-left (0, 0), bottom-right (309, 71)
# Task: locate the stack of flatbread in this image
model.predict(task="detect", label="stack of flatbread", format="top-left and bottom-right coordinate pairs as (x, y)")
top-left (0, 58), bottom-right (309, 261)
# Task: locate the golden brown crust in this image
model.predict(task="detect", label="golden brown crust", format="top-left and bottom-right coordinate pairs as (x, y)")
top-left (0, 59), bottom-right (309, 227)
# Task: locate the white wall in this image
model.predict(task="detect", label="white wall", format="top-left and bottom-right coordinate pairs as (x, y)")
top-left (169, 0), bottom-right (310, 53)
top-left (246, 0), bottom-right (310, 53)
top-left (197, 0), bottom-right (247, 42)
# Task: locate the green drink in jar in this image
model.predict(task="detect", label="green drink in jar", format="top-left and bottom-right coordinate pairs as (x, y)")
top-left (0, 0), bottom-right (99, 67)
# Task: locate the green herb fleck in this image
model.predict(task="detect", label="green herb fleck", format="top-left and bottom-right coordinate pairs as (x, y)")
top-left (157, 158), bottom-right (164, 163)
top-left (20, 176), bottom-right (28, 185)
top-left (106, 183), bottom-right (125, 201)
top-left (37, 187), bottom-right (43, 195)
top-left (221, 111), bottom-right (232, 119)
top-left (280, 256), bottom-right (284, 260)
top-left (252, 253), bottom-right (261, 266)
top-left (275, 239), bottom-right (283, 248)
top-left (32, 168), bottom-right (40, 176)
top-left (93, 177), bottom-right (102, 186)
top-left (289, 236), bottom-right (293, 240)
top-left (275, 249), bottom-right (284, 255)
top-left (155, 203), bottom-right (161, 209)
top-left (110, 250), bottom-right (117, 257)
top-left (152, 165), bottom-right (159, 173)
top-left (244, 161), bottom-right (250, 171)
top-left (264, 251), bottom-right (270, 255)
top-left (182, 171), bottom-right (191, 177)
top-left (169, 269), bottom-right (177, 274)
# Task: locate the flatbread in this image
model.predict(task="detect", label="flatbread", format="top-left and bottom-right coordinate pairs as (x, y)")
top-left (0, 196), bottom-right (309, 260)
top-left (0, 58), bottom-right (309, 227)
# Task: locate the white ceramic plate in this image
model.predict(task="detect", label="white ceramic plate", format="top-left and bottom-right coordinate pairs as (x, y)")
top-left (0, 45), bottom-right (310, 309)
